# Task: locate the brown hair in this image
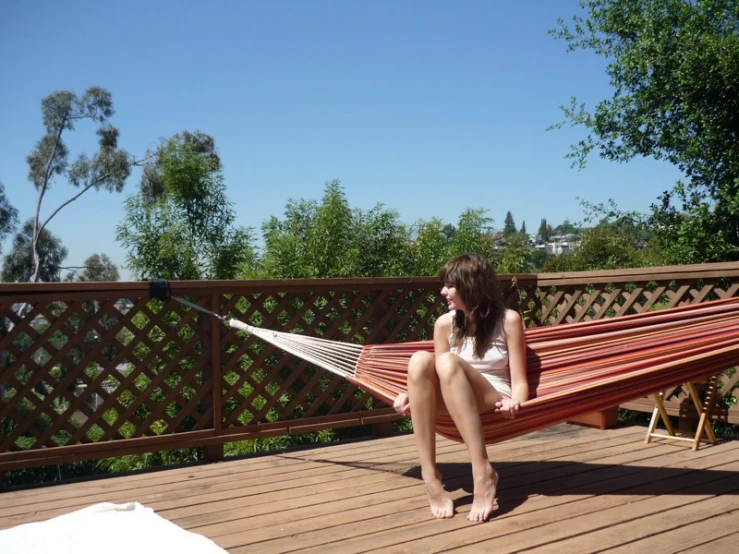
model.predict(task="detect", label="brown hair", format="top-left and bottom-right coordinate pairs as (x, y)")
top-left (440, 253), bottom-right (505, 358)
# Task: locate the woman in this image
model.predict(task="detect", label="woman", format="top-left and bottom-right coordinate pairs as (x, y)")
top-left (393, 253), bottom-right (528, 522)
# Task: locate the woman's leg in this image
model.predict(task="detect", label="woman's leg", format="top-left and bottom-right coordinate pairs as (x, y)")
top-left (407, 350), bottom-right (454, 518)
top-left (435, 352), bottom-right (503, 522)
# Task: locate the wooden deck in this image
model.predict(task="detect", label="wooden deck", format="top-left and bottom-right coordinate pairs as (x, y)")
top-left (2, 423), bottom-right (738, 553)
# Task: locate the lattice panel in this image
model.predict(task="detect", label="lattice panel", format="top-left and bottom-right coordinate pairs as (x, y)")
top-left (716, 370), bottom-right (739, 420)
top-left (0, 294), bottom-right (213, 454)
top-left (531, 277), bottom-right (739, 326)
top-left (219, 287), bottom-right (446, 428)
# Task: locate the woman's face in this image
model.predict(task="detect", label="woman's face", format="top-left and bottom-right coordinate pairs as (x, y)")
top-left (441, 282), bottom-right (469, 313)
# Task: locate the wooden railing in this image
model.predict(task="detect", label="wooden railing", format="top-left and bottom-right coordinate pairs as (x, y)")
top-left (2, 262), bottom-right (738, 474)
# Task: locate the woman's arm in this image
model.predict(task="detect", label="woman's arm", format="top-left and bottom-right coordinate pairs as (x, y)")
top-left (433, 312), bottom-right (453, 357)
top-left (504, 309), bottom-right (529, 403)
top-left (393, 312), bottom-right (452, 416)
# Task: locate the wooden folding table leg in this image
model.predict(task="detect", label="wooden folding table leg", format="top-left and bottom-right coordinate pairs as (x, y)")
top-left (687, 377), bottom-right (718, 451)
top-left (645, 391), bottom-right (675, 444)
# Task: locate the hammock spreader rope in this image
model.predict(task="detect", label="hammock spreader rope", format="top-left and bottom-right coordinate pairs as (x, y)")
top-left (152, 281), bottom-right (739, 445)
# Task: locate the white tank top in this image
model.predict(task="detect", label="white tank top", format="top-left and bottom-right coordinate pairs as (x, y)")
top-left (449, 311), bottom-right (512, 397)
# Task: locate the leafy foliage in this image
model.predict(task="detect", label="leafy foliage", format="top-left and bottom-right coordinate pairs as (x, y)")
top-left (498, 232), bottom-right (534, 274)
top-left (552, 0), bottom-right (739, 262)
top-left (351, 204), bottom-right (413, 277)
top-left (544, 199), bottom-right (659, 271)
top-left (24, 87), bottom-right (135, 282)
top-left (651, 181), bottom-right (739, 264)
top-left (1, 220), bottom-right (68, 282)
top-left (261, 182), bottom-right (506, 279)
top-left (407, 217), bottom-right (453, 277)
top-left (261, 180), bottom-right (412, 278)
top-left (0, 181), bottom-right (18, 256)
top-left (503, 210), bottom-right (517, 236)
top-left (444, 208), bottom-right (498, 263)
top-left (64, 253), bottom-right (120, 282)
top-left (117, 132), bottom-right (257, 280)
top-left (536, 218), bottom-right (551, 243)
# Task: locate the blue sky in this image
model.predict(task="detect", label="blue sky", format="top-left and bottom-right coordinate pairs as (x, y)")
top-left (0, 0), bottom-right (684, 280)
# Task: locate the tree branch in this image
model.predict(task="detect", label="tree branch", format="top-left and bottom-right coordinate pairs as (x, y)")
top-left (37, 178), bottom-right (105, 236)
top-left (38, 150), bottom-right (152, 236)
top-left (31, 111), bottom-right (70, 282)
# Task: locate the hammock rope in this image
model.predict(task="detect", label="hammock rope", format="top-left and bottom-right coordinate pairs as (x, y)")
top-left (158, 281), bottom-right (739, 445)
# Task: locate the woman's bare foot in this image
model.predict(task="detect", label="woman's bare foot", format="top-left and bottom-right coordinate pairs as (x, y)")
top-left (468, 468), bottom-right (498, 522)
top-left (423, 471), bottom-right (454, 518)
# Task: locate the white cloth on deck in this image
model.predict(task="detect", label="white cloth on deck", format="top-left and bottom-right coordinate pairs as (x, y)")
top-left (0, 501), bottom-right (228, 554)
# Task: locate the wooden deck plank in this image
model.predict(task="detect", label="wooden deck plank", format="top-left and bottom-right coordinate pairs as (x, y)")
top-left (447, 457), bottom-right (739, 553)
top-left (286, 445), bottom-right (691, 554)
top-left (0, 433), bottom-right (416, 503)
top-left (674, 528), bottom-right (739, 554)
top-left (1, 424), bottom-right (737, 554)
top-left (199, 426), bottom-right (644, 540)
top-left (0, 434), bottom-right (440, 518)
top-left (601, 508), bottom-right (739, 553)
top-left (287, 443), bottom-right (739, 554)
top-left (179, 426), bottom-right (631, 542)
top-left (0, 424), bottom-right (623, 522)
top-left (203, 430), bottom-right (707, 552)
top-left (517, 477), bottom-right (739, 554)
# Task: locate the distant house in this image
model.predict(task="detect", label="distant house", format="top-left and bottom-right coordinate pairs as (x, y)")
top-left (545, 234), bottom-right (581, 256)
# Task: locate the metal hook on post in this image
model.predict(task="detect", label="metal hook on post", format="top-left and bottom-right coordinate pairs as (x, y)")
top-left (148, 279), bottom-right (228, 322)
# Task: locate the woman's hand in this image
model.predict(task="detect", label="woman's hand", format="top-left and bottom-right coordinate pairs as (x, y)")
top-left (393, 392), bottom-right (411, 417)
top-left (495, 397), bottom-right (520, 419)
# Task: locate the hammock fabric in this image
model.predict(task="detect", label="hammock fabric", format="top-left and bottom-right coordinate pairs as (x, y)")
top-left (227, 297), bottom-right (739, 445)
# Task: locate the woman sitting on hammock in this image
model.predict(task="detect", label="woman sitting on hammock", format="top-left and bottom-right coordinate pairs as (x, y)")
top-left (393, 253), bottom-right (528, 522)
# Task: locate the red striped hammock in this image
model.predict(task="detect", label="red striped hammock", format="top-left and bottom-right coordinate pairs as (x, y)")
top-left (227, 297), bottom-right (739, 445)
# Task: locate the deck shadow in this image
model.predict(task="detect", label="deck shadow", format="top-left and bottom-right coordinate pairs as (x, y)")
top-left (403, 460), bottom-right (739, 517)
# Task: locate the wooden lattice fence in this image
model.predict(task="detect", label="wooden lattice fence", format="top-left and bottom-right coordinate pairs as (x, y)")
top-left (1, 262), bottom-right (738, 475)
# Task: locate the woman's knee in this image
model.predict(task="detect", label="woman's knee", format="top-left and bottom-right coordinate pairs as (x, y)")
top-left (434, 352), bottom-right (463, 382)
top-left (408, 350), bottom-right (435, 382)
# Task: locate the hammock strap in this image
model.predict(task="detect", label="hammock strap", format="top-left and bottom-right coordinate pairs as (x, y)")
top-left (157, 285), bottom-right (364, 379)
top-left (171, 295), bottom-right (227, 321)
top-left (227, 319), bottom-right (363, 379)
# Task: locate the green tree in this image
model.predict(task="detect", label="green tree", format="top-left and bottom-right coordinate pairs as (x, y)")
top-left (0, 181), bottom-right (18, 257)
top-left (25, 87), bottom-right (137, 282)
top-left (498, 233), bottom-right (534, 274)
top-left (520, 221), bottom-right (527, 235)
top-left (447, 209), bottom-right (497, 261)
top-left (64, 253), bottom-right (120, 282)
top-left (2, 220), bottom-right (68, 282)
top-left (351, 205), bottom-right (411, 277)
top-left (552, 0), bottom-right (739, 262)
top-left (651, 182), bottom-right (739, 264)
top-left (407, 209), bottom-right (497, 275)
top-left (503, 211), bottom-right (517, 236)
top-left (261, 180), bottom-right (352, 278)
top-left (117, 132), bottom-right (256, 280)
top-left (531, 248), bottom-right (550, 270)
top-left (408, 218), bottom-right (452, 276)
top-left (543, 225), bottom-right (643, 272)
top-left (307, 179), bottom-right (354, 277)
top-left (536, 218), bottom-right (550, 243)
top-left (544, 200), bottom-right (658, 271)
top-left (261, 197), bottom-right (319, 278)
top-left (553, 219), bottom-right (578, 237)
top-left (261, 180), bottom-right (411, 278)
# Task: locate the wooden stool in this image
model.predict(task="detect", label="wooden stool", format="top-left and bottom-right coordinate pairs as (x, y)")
top-left (644, 375), bottom-right (719, 451)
